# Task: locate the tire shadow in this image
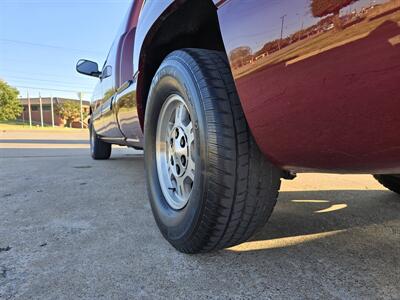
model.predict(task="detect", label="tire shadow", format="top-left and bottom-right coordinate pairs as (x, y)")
top-left (254, 189), bottom-right (399, 240)
top-left (186, 190), bottom-right (400, 297)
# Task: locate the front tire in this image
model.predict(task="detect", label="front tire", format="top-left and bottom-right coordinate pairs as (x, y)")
top-left (144, 49), bottom-right (281, 253)
top-left (89, 122), bottom-right (111, 160)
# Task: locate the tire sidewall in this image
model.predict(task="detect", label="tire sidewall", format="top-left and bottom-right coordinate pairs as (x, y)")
top-left (144, 54), bottom-right (208, 244)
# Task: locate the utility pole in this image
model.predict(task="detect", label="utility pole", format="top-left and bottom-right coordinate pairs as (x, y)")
top-left (50, 95), bottom-right (55, 127)
top-left (21, 96), bottom-right (25, 126)
top-left (279, 14), bottom-right (286, 50)
top-left (27, 90), bottom-right (32, 128)
top-left (39, 92), bottom-right (44, 127)
top-left (79, 92), bottom-right (84, 129)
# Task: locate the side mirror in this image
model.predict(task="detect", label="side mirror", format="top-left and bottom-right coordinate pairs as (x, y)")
top-left (76, 59), bottom-right (101, 77)
top-left (101, 65), bottom-right (112, 79)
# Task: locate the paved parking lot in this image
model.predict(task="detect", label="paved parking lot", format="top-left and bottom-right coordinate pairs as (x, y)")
top-left (1, 129), bottom-right (399, 299)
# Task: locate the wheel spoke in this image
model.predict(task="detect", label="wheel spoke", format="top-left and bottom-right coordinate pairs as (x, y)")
top-left (183, 122), bottom-right (194, 144)
top-left (168, 120), bottom-right (174, 132)
top-left (186, 157), bottom-right (195, 181)
top-left (175, 176), bottom-right (184, 196)
top-left (168, 165), bottom-right (173, 179)
top-left (184, 170), bottom-right (195, 183)
top-left (175, 104), bottom-right (184, 127)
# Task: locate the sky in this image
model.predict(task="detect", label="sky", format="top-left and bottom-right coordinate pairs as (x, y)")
top-left (0, 0), bottom-right (132, 100)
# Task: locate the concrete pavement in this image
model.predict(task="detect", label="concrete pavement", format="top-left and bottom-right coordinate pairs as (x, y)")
top-left (1, 129), bottom-right (399, 299)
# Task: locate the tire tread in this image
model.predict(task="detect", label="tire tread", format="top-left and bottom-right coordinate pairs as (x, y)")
top-left (90, 123), bottom-right (111, 160)
top-left (165, 49), bottom-right (281, 253)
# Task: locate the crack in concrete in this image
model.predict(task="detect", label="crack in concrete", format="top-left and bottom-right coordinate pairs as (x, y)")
top-left (0, 246), bottom-right (11, 253)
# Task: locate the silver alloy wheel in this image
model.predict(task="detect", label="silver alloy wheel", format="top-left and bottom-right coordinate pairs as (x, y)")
top-left (156, 94), bottom-right (195, 210)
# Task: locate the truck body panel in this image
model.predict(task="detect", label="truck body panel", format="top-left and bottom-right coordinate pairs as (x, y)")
top-left (216, 0), bottom-right (400, 173)
top-left (89, 0), bottom-right (400, 173)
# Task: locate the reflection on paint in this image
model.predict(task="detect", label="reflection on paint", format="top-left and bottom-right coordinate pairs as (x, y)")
top-left (217, 0), bottom-right (400, 172)
top-left (223, 0), bottom-right (400, 78)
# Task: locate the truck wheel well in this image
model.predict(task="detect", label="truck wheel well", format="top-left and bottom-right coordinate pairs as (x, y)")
top-left (139, 0), bottom-right (226, 126)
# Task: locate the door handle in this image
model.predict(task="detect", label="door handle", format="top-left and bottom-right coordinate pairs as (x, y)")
top-left (110, 95), bottom-right (115, 110)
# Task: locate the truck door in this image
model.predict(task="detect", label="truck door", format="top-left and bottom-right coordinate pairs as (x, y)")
top-left (114, 0), bottom-right (144, 147)
top-left (95, 38), bottom-right (124, 138)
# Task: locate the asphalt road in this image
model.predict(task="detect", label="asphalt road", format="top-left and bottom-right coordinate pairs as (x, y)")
top-left (1, 129), bottom-right (399, 299)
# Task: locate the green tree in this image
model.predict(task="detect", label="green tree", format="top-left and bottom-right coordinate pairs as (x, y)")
top-left (311, 0), bottom-right (359, 30)
top-left (55, 100), bottom-right (87, 127)
top-left (0, 80), bottom-right (22, 121)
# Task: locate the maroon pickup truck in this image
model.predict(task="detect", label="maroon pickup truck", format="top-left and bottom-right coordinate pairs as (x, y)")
top-left (77, 0), bottom-right (400, 253)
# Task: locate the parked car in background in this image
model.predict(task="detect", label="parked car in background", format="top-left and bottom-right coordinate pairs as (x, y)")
top-left (77, 0), bottom-right (400, 253)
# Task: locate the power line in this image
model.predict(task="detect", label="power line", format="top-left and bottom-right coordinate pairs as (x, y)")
top-left (2, 73), bottom-right (95, 89)
top-left (1, 68), bottom-right (89, 80)
top-left (4, 75), bottom-right (95, 88)
top-left (7, 79), bottom-right (93, 91)
top-left (0, 38), bottom-right (104, 54)
top-left (1, 57), bottom-right (97, 69)
top-left (13, 85), bottom-right (92, 93)
top-left (226, 20), bottom-right (300, 45)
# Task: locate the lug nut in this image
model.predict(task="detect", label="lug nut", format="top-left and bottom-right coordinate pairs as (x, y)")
top-left (176, 165), bottom-right (180, 175)
top-left (180, 137), bottom-right (185, 147)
